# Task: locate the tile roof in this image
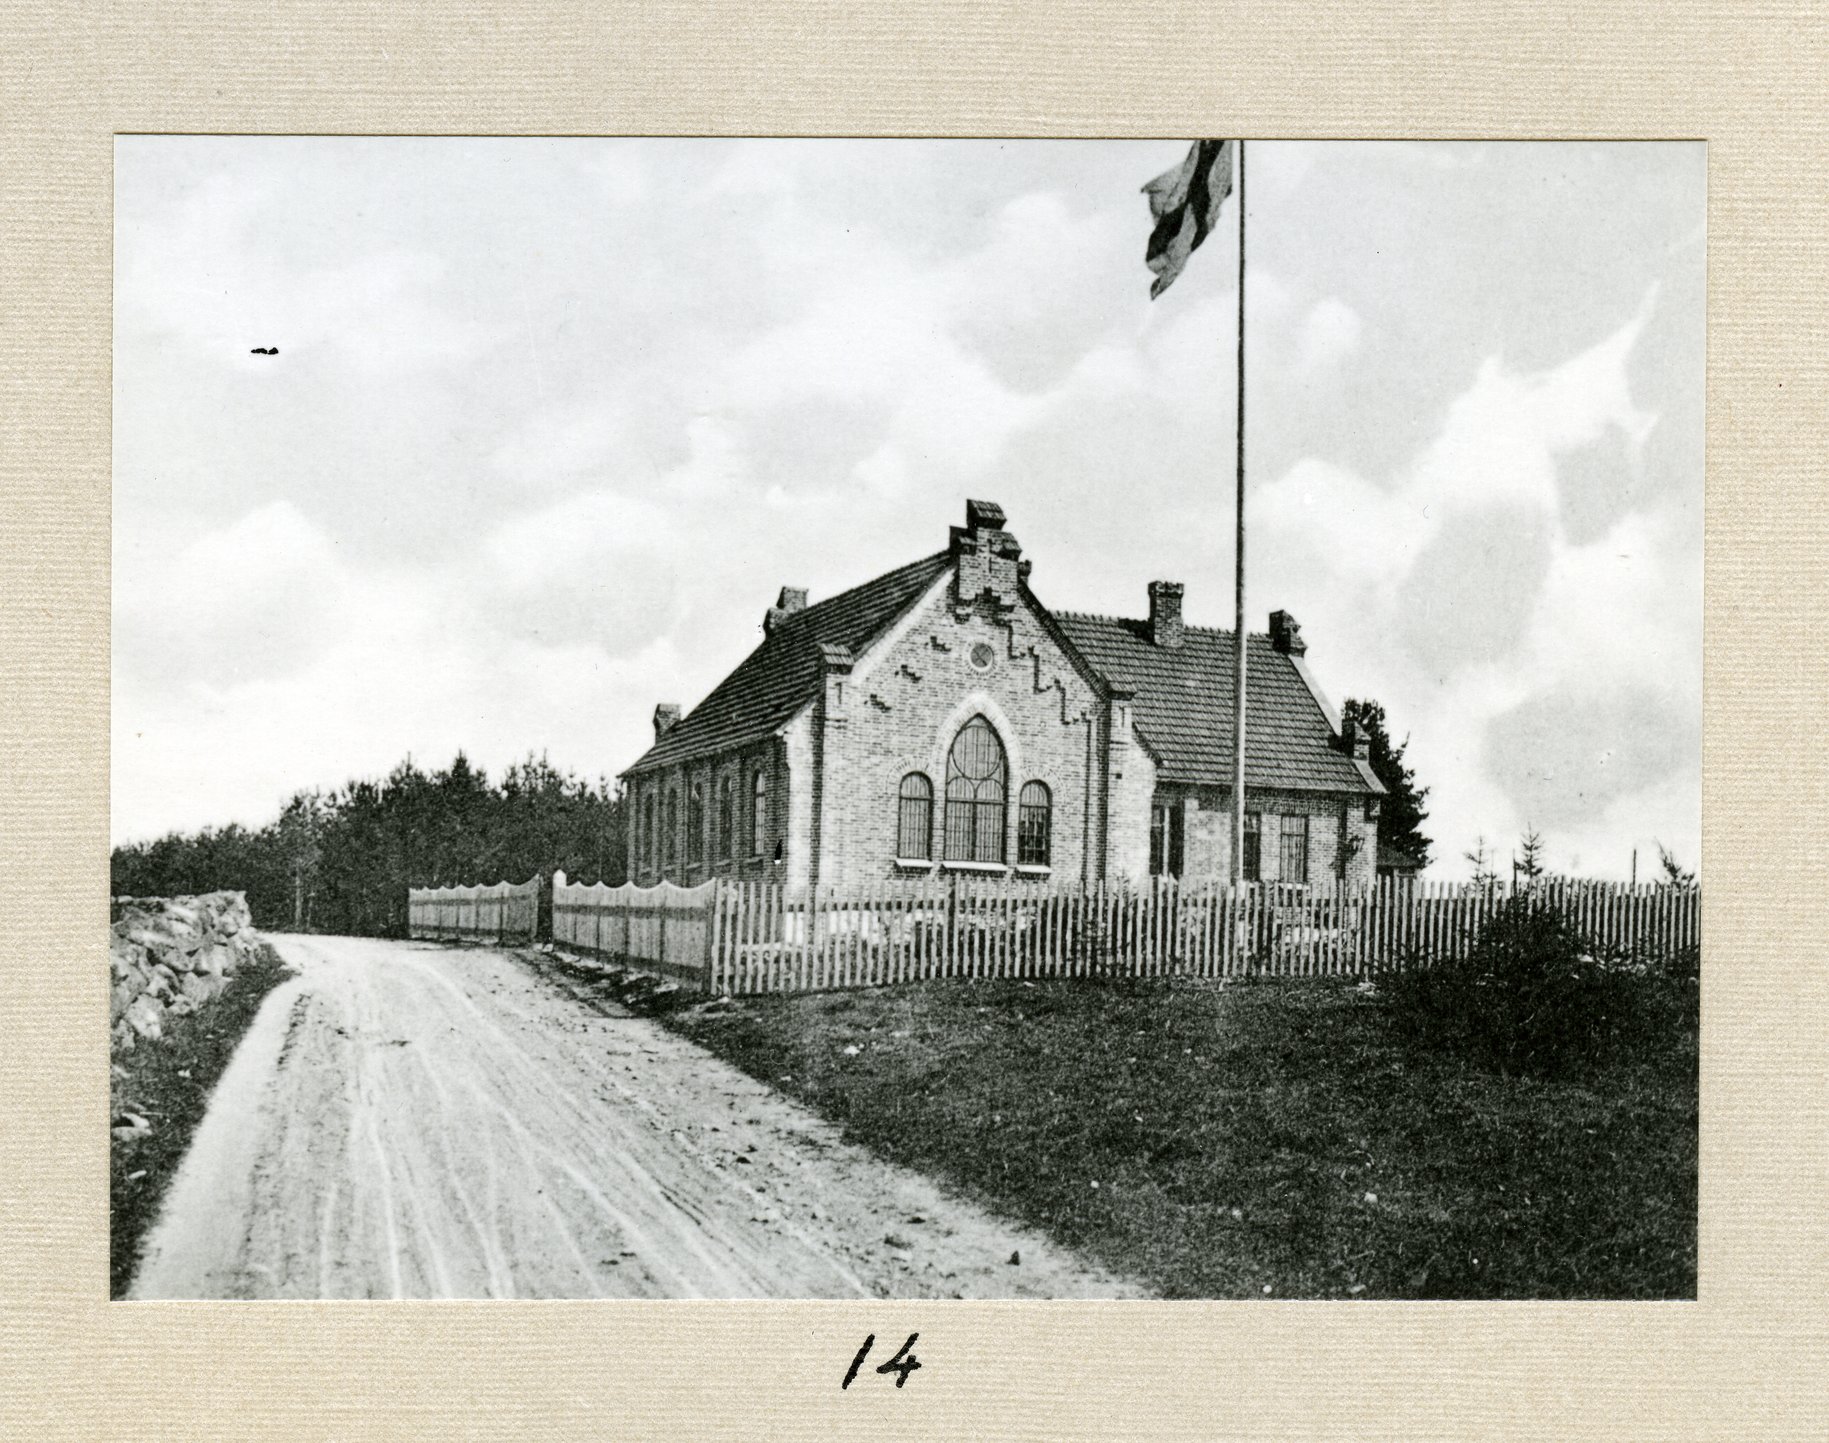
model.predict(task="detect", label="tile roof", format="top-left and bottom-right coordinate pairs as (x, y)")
top-left (624, 542), bottom-right (1379, 801)
top-left (622, 551), bottom-right (952, 775)
top-left (1051, 612), bottom-right (1382, 795)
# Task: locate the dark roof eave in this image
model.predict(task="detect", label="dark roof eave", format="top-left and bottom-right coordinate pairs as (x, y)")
top-left (1154, 769), bottom-right (1384, 795)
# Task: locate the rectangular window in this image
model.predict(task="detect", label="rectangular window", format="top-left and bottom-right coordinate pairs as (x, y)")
top-left (1242, 811), bottom-right (1261, 882)
top-left (1279, 813), bottom-right (1309, 885)
top-left (1149, 801), bottom-right (1183, 877)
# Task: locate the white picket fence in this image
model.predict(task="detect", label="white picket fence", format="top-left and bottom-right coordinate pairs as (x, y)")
top-left (407, 877), bottom-right (542, 946)
top-left (538, 874), bottom-right (1700, 996)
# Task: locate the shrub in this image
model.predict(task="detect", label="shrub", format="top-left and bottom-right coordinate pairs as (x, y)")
top-left (1382, 892), bottom-right (1694, 1077)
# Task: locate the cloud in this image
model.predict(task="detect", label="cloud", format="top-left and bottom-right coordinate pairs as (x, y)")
top-left (1253, 285), bottom-right (1695, 876)
top-left (1296, 297), bottom-right (1363, 373)
top-left (113, 501), bottom-right (352, 690)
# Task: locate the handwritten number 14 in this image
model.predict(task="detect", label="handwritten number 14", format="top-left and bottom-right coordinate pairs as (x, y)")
top-left (843, 1332), bottom-right (922, 1390)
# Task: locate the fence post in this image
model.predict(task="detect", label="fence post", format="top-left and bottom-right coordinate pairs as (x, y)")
top-left (705, 881), bottom-right (722, 994)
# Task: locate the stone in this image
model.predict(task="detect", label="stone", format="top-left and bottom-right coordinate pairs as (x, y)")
top-left (124, 994), bottom-right (165, 1041)
top-left (179, 972), bottom-right (219, 1006)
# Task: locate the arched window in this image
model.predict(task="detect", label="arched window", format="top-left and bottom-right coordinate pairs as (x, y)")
top-left (1017, 781), bottom-right (1052, 867)
top-left (664, 788), bottom-right (679, 872)
top-left (687, 782), bottom-right (704, 866)
top-left (751, 769), bottom-right (768, 857)
top-left (944, 716), bottom-right (1007, 864)
top-left (718, 774), bottom-right (735, 860)
top-left (642, 792), bottom-right (656, 872)
top-left (897, 773), bottom-right (934, 860)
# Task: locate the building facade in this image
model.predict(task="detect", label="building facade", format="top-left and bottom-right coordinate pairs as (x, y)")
top-left (620, 501), bottom-right (1383, 893)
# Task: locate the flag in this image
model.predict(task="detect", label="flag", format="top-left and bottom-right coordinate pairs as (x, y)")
top-left (1143, 139), bottom-right (1234, 299)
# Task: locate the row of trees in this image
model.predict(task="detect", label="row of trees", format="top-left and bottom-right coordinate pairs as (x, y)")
top-left (110, 753), bottom-right (628, 935)
top-left (1463, 828), bottom-right (1696, 888)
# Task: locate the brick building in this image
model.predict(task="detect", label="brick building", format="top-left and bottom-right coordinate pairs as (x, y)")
top-left (620, 501), bottom-right (1383, 893)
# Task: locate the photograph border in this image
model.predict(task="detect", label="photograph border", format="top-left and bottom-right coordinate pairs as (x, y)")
top-left (4, 3), bottom-right (1824, 1437)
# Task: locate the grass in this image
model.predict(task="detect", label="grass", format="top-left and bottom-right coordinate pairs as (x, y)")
top-left (663, 976), bottom-right (1697, 1299)
top-left (109, 942), bottom-right (294, 1299)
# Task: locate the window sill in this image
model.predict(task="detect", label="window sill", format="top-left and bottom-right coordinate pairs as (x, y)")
top-left (893, 857), bottom-right (935, 871)
top-left (941, 860), bottom-right (1010, 874)
top-left (1013, 864), bottom-right (1052, 877)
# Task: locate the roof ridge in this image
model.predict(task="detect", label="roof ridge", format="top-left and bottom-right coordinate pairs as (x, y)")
top-left (1053, 609), bottom-right (1270, 640)
top-left (779, 549), bottom-right (951, 626)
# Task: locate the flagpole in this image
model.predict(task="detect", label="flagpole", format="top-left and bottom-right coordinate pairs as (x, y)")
top-left (1231, 140), bottom-right (1248, 886)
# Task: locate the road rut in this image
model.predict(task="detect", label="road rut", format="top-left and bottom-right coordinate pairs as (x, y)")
top-left (130, 934), bottom-right (1140, 1299)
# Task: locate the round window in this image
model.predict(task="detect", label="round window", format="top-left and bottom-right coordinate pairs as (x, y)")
top-left (968, 641), bottom-right (997, 672)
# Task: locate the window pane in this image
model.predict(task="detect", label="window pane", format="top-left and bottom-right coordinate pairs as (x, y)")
top-left (944, 718), bottom-right (1006, 862)
top-left (1017, 781), bottom-right (1051, 866)
top-left (751, 771), bottom-right (767, 856)
top-left (1279, 814), bottom-right (1309, 884)
top-left (898, 773), bottom-right (932, 859)
top-left (1242, 811), bottom-right (1261, 882)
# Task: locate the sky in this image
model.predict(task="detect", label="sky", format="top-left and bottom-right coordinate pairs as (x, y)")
top-left (113, 138), bottom-right (1704, 879)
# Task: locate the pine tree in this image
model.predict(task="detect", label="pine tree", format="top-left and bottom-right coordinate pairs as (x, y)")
top-left (1464, 834), bottom-right (1497, 888)
top-left (1516, 827), bottom-right (1546, 884)
top-left (1656, 841), bottom-right (1696, 887)
top-left (1340, 698), bottom-right (1433, 869)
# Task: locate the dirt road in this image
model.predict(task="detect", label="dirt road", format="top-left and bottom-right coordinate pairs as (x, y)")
top-left (130, 934), bottom-right (1140, 1299)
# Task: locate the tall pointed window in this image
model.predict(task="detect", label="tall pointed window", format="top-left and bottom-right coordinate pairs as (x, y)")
top-left (897, 773), bottom-right (933, 860)
top-left (1242, 811), bottom-right (1262, 882)
top-left (664, 789), bottom-right (679, 873)
top-left (944, 716), bottom-right (1007, 864)
top-left (718, 775), bottom-right (735, 861)
top-left (687, 782), bottom-right (705, 866)
top-left (1017, 781), bottom-right (1052, 866)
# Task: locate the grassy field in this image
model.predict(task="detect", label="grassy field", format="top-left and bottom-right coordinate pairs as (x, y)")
top-left (109, 942), bottom-right (294, 1298)
top-left (664, 976), bottom-right (1697, 1299)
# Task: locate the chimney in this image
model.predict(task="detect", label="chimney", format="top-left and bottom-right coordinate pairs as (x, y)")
top-left (951, 499), bottom-right (1023, 611)
top-left (1340, 715), bottom-right (1371, 762)
top-left (1147, 581), bottom-right (1185, 648)
top-left (652, 703), bottom-right (681, 743)
top-left (1269, 609), bottom-right (1306, 657)
top-left (964, 498), bottom-right (1006, 531)
top-left (764, 585), bottom-right (809, 634)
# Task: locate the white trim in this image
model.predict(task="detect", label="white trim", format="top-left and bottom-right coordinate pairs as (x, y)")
top-left (926, 690), bottom-right (1027, 800)
top-left (1013, 864), bottom-right (1053, 878)
top-left (893, 857), bottom-right (935, 871)
top-left (1287, 654), bottom-right (1343, 734)
top-left (941, 859), bottom-right (1010, 875)
top-left (845, 564), bottom-right (958, 689)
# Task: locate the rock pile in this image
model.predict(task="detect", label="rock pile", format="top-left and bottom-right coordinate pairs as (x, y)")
top-left (110, 892), bottom-right (262, 1053)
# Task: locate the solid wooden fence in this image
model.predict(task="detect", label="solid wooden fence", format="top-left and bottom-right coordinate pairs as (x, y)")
top-left (552, 876), bottom-right (718, 986)
top-left (531, 873), bottom-right (1699, 997)
top-left (407, 876), bottom-right (542, 946)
